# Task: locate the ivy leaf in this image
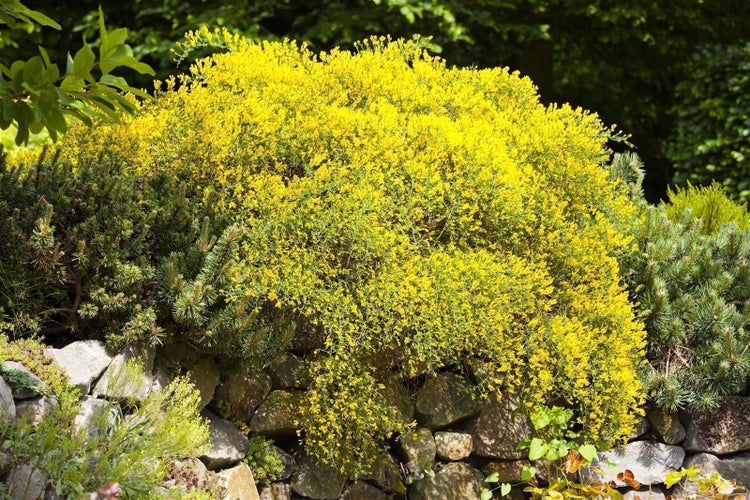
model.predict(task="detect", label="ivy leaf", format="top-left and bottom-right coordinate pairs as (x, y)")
top-left (578, 444), bottom-right (597, 462)
top-left (481, 489), bottom-right (493, 500)
top-left (520, 465), bottom-right (536, 481)
top-left (484, 472), bottom-right (499, 483)
top-left (500, 483), bottom-right (511, 496)
top-left (527, 438), bottom-right (547, 461)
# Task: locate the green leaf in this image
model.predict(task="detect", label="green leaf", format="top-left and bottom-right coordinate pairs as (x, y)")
top-left (577, 444), bottom-right (597, 462)
top-left (520, 465), bottom-right (536, 481)
top-left (18, 6), bottom-right (61, 29)
top-left (484, 472), bottom-right (499, 483)
top-left (481, 489), bottom-right (493, 500)
top-left (527, 438), bottom-right (548, 461)
top-left (500, 483), bottom-right (511, 496)
top-left (72, 43), bottom-right (96, 80)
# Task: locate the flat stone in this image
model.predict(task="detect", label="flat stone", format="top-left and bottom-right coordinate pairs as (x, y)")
top-left (340, 481), bottom-right (389, 499)
top-left (0, 375), bottom-right (15, 421)
top-left (200, 410), bottom-right (250, 470)
top-left (259, 483), bottom-right (292, 500)
top-left (44, 340), bottom-right (111, 395)
top-left (415, 373), bottom-right (482, 430)
top-left (646, 406), bottom-right (685, 445)
top-left (216, 463), bottom-right (260, 500)
top-left (684, 452), bottom-right (750, 485)
top-left (249, 390), bottom-right (303, 438)
top-left (409, 462), bottom-right (484, 500)
top-left (683, 396), bottom-right (750, 454)
top-left (464, 392), bottom-right (531, 459)
top-left (434, 431), bottom-right (472, 461)
top-left (92, 344), bottom-right (154, 403)
top-left (14, 396), bottom-right (57, 426)
top-left (583, 440), bottom-right (684, 486)
top-left (188, 356), bottom-right (220, 409)
top-left (3, 361), bottom-right (46, 399)
top-left (397, 428), bottom-right (435, 474)
top-left (291, 452), bottom-right (347, 499)
top-left (213, 368), bottom-right (271, 422)
top-left (8, 463), bottom-right (48, 500)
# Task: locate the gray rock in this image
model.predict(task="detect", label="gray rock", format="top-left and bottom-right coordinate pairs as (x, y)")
top-left (8, 464), bottom-right (48, 500)
top-left (44, 340), bottom-right (111, 395)
top-left (151, 363), bottom-right (174, 393)
top-left (684, 452), bottom-right (750, 485)
top-left (169, 458), bottom-right (209, 490)
top-left (268, 444), bottom-right (294, 482)
top-left (92, 344), bottom-right (154, 403)
top-left (397, 428), bottom-right (436, 474)
top-left (464, 392), bottom-right (531, 459)
top-left (409, 462), bottom-right (484, 500)
top-left (14, 396), bottom-right (57, 426)
top-left (357, 451), bottom-right (406, 496)
top-left (623, 487), bottom-right (666, 500)
top-left (188, 356), bottom-right (220, 409)
top-left (340, 481), bottom-right (389, 500)
top-left (3, 361), bottom-right (46, 399)
top-left (259, 483), bottom-right (292, 500)
top-left (291, 452), bottom-right (347, 499)
top-left (434, 431), bottom-right (473, 461)
top-left (415, 373), bottom-right (482, 430)
top-left (0, 451), bottom-right (10, 475)
top-left (216, 463), bottom-right (261, 500)
top-left (683, 396), bottom-right (750, 454)
top-left (381, 375), bottom-right (414, 424)
top-left (0, 375), bottom-right (15, 421)
top-left (646, 406), bottom-right (686, 445)
top-left (627, 416), bottom-right (651, 442)
top-left (74, 396), bottom-right (114, 438)
top-left (249, 390), bottom-right (304, 437)
top-left (214, 368), bottom-right (271, 422)
top-left (583, 440), bottom-right (684, 486)
top-left (200, 410), bottom-right (250, 470)
top-left (266, 353), bottom-right (306, 390)
top-left (484, 460), bottom-right (531, 483)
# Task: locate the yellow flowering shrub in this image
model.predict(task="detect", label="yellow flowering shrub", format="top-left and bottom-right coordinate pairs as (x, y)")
top-left (58, 32), bottom-right (645, 473)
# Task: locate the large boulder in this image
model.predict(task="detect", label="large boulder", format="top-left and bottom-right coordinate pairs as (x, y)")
top-left (14, 396), bottom-right (57, 427)
top-left (187, 356), bottom-right (220, 409)
top-left (2, 361), bottom-right (46, 399)
top-left (434, 431), bottom-right (473, 461)
top-left (74, 396), bottom-right (114, 438)
top-left (340, 481), bottom-right (389, 500)
top-left (213, 368), bottom-right (271, 422)
top-left (646, 406), bottom-right (685, 445)
top-left (464, 392), bottom-right (531, 459)
top-left (408, 462), bottom-right (484, 500)
top-left (415, 373), bottom-right (482, 430)
top-left (683, 396), bottom-right (750, 454)
top-left (583, 441), bottom-right (684, 486)
top-left (484, 460), bottom-right (532, 483)
top-left (266, 353), bottom-right (306, 390)
top-left (216, 463), bottom-right (260, 500)
top-left (684, 452), bottom-right (750, 485)
top-left (357, 450), bottom-right (406, 496)
top-left (381, 375), bottom-right (414, 424)
top-left (7, 464), bottom-right (48, 500)
top-left (249, 390), bottom-right (303, 438)
top-left (44, 340), bottom-right (111, 395)
top-left (0, 375), bottom-right (15, 421)
top-left (259, 483), bottom-right (292, 500)
top-left (396, 428), bottom-right (436, 474)
top-left (290, 452), bottom-right (347, 499)
top-left (92, 344), bottom-right (154, 403)
top-left (200, 410), bottom-right (250, 470)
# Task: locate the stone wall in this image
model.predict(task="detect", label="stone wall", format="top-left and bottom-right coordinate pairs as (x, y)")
top-left (2, 342), bottom-right (749, 499)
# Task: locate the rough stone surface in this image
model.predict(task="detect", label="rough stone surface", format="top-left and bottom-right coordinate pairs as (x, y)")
top-left (381, 375), bottom-right (414, 424)
top-left (627, 416), bottom-right (651, 442)
top-left (8, 464), bottom-right (48, 500)
top-left (434, 431), bottom-right (473, 461)
top-left (464, 393), bottom-right (531, 459)
top-left (188, 356), bottom-right (220, 409)
top-left (266, 353), bottom-right (305, 390)
top-left (14, 396), bottom-right (57, 426)
top-left (44, 340), bottom-right (111, 395)
top-left (74, 396), bottom-right (113, 438)
top-left (484, 460), bottom-right (531, 483)
top-left (397, 428), bottom-right (436, 473)
top-left (200, 410), bottom-right (250, 470)
top-left (415, 373), bottom-right (482, 430)
top-left (0, 451), bottom-right (10, 476)
top-left (409, 462), bottom-right (484, 500)
top-left (3, 361), bottom-right (46, 399)
top-left (150, 363), bottom-right (174, 393)
top-left (268, 444), bottom-right (294, 482)
top-left (259, 483), bottom-right (292, 500)
top-left (683, 396), bottom-right (750, 454)
top-left (358, 451), bottom-right (406, 496)
top-left (623, 487), bottom-right (666, 500)
top-left (0, 375), bottom-right (15, 421)
top-left (340, 481), bottom-right (389, 500)
top-left (646, 406), bottom-right (686, 445)
top-left (216, 463), bottom-right (261, 500)
top-left (291, 453), bottom-right (347, 499)
top-left (92, 344), bottom-right (154, 402)
top-left (684, 452), bottom-right (750, 485)
top-left (214, 368), bottom-right (271, 422)
top-left (249, 390), bottom-right (303, 437)
top-left (583, 440), bottom-right (684, 486)
top-left (171, 458), bottom-right (209, 490)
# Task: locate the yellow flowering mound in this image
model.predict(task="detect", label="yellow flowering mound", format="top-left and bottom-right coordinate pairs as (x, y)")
top-left (60, 33), bottom-right (645, 472)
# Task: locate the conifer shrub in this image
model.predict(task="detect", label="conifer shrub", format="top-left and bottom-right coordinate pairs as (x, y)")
top-left (616, 154), bottom-right (750, 411)
top-left (44, 33), bottom-right (643, 473)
